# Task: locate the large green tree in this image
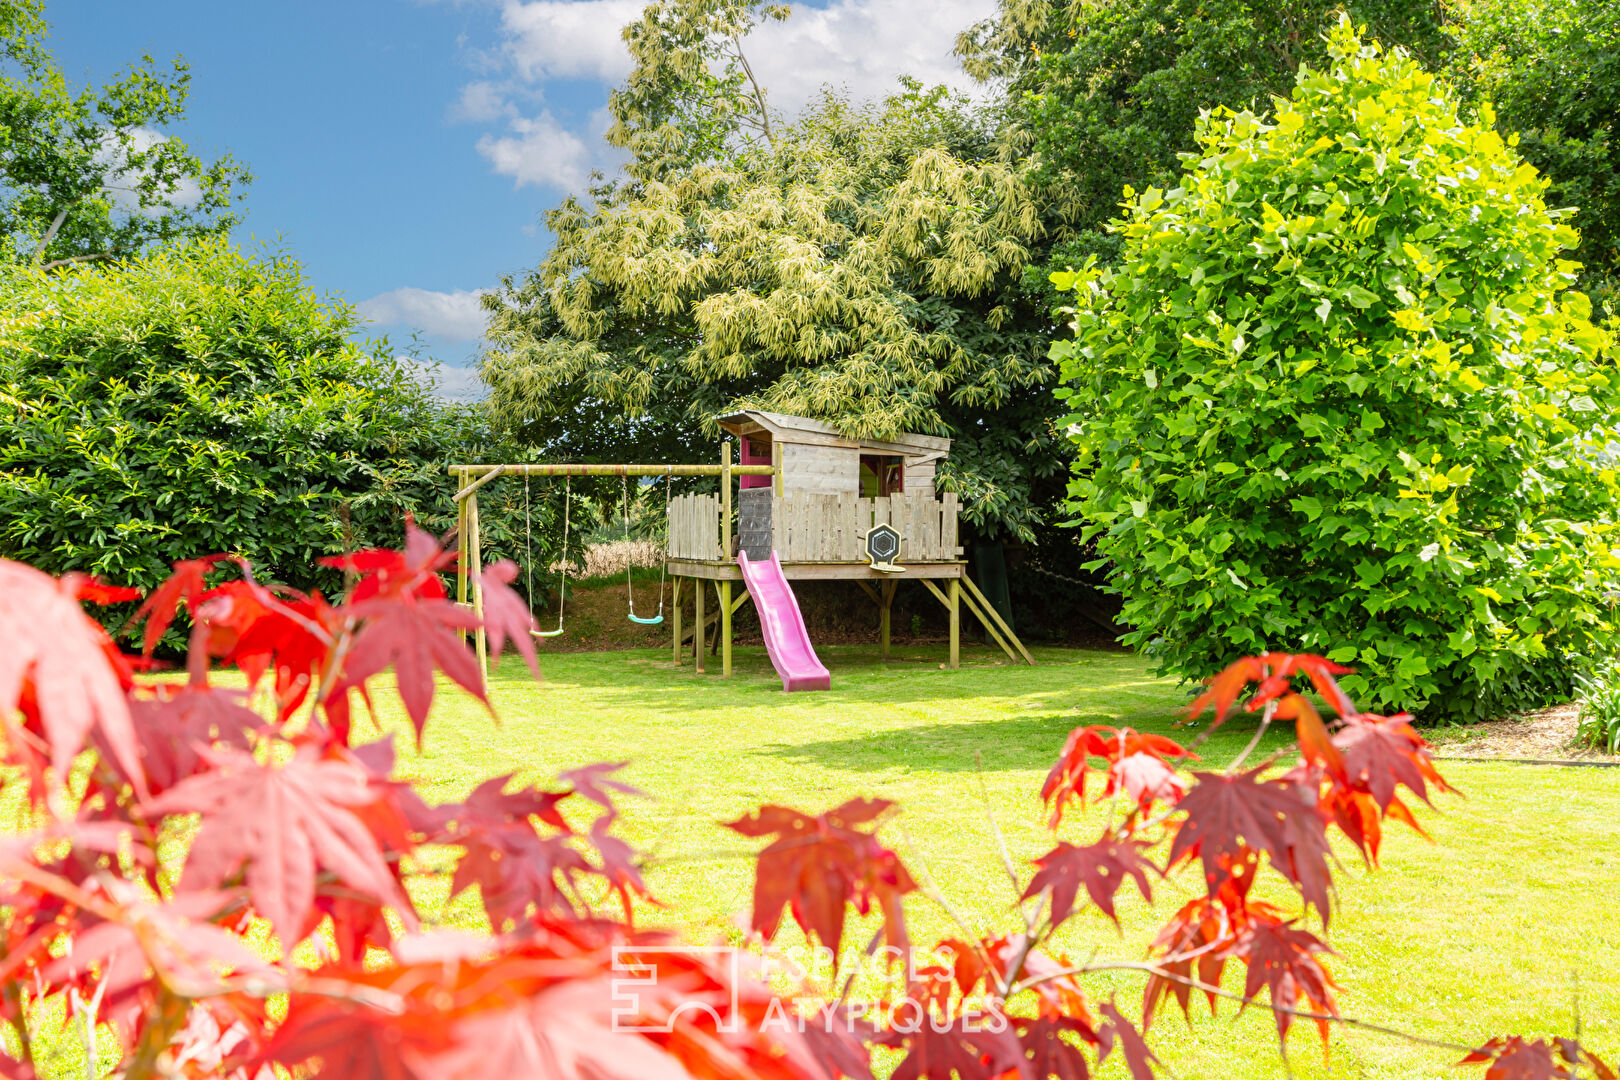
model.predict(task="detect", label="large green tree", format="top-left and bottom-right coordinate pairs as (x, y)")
top-left (0, 0), bottom-right (249, 269)
top-left (1054, 20), bottom-right (1619, 720)
top-left (957, 0), bottom-right (1456, 269)
top-left (483, 48), bottom-right (1062, 537)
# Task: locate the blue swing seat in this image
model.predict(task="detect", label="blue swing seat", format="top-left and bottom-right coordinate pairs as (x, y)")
top-left (628, 612), bottom-right (664, 625)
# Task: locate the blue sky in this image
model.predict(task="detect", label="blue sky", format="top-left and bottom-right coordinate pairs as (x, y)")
top-left (47, 0), bottom-right (991, 395)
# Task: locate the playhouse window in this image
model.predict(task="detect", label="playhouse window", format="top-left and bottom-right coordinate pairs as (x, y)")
top-left (859, 455), bottom-right (904, 497)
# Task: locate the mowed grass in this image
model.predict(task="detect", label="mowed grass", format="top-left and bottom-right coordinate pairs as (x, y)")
top-left (356, 641), bottom-right (1618, 1079)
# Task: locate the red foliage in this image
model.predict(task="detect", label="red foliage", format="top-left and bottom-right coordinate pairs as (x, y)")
top-left (0, 550), bottom-right (1608, 1080)
top-left (724, 797), bottom-right (916, 955)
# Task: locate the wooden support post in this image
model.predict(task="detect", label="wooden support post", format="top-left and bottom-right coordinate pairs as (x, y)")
top-left (672, 577), bottom-right (684, 666)
top-left (881, 578), bottom-right (896, 661)
top-left (455, 468), bottom-right (470, 645)
top-left (772, 440), bottom-right (784, 497)
top-left (694, 572), bottom-right (706, 673)
top-left (959, 573), bottom-right (1035, 665)
top-left (719, 579), bottom-right (733, 676)
top-left (720, 440), bottom-right (733, 560)
top-left (956, 587), bottom-right (1019, 664)
top-left (468, 489), bottom-right (488, 684)
top-left (948, 577), bottom-right (960, 670)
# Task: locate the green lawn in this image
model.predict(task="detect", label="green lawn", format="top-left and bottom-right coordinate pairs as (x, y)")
top-left (364, 642), bottom-right (1618, 1078)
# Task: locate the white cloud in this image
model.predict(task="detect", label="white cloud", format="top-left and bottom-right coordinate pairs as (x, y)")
top-left (357, 287), bottom-right (492, 342)
top-left (476, 109), bottom-right (593, 191)
top-left (749, 0), bottom-right (994, 115)
top-left (401, 357), bottom-right (489, 404)
top-left (499, 0), bottom-right (640, 82)
top-left (97, 127), bottom-right (204, 216)
top-left (456, 0), bottom-right (996, 195)
top-left (449, 80), bottom-right (514, 123)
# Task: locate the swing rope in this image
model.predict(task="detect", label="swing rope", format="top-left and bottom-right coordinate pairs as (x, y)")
top-left (528, 472), bottom-right (570, 638)
top-left (625, 468), bottom-right (670, 625)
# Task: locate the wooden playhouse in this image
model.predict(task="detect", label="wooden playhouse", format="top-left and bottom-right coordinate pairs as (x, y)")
top-left (666, 410), bottom-right (1031, 675)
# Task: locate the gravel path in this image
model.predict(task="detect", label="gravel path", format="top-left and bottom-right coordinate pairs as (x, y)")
top-left (1428, 700), bottom-right (1620, 762)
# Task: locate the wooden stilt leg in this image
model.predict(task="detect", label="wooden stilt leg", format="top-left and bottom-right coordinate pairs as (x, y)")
top-left (695, 574), bottom-right (706, 674)
top-left (469, 490), bottom-right (488, 685)
top-left (672, 577), bottom-right (683, 666)
top-left (880, 579), bottom-right (896, 661)
top-left (948, 577), bottom-right (960, 670)
top-left (720, 579), bottom-right (733, 677)
top-left (455, 470), bottom-right (469, 646)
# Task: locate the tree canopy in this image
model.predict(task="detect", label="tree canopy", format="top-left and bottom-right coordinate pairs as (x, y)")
top-left (1053, 19), bottom-right (1619, 720)
top-left (483, 79), bottom-right (1061, 539)
top-left (0, 0), bottom-right (249, 270)
top-left (1446, 0), bottom-right (1620, 304)
top-left (957, 0), bottom-right (1457, 270)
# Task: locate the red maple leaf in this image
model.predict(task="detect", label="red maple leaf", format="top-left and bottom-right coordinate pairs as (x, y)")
top-left (144, 745), bottom-right (416, 953)
top-left (1107, 752), bottom-right (1189, 817)
top-left (558, 760), bottom-right (643, 814)
top-left (70, 576), bottom-right (143, 606)
top-left (0, 559), bottom-right (146, 798)
top-left (1015, 1015), bottom-right (1097, 1080)
top-left (1023, 837), bottom-right (1157, 927)
top-left (479, 560), bottom-right (540, 678)
top-left (1230, 914), bottom-right (1337, 1045)
top-left (216, 587), bottom-right (339, 721)
top-left (123, 685), bottom-right (261, 793)
top-left (725, 797), bottom-right (916, 956)
top-left (1042, 726), bottom-right (1196, 828)
top-left (1332, 711), bottom-right (1454, 811)
top-left (1142, 892), bottom-right (1245, 1027)
top-left (1097, 1003), bottom-right (1159, 1080)
top-left (444, 775), bottom-right (593, 928)
top-left (337, 597), bottom-right (486, 744)
top-left (1168, 770), bottom-right (1333, 921)
top-left (130, 554), bottom-right (230, 656)
top-left (433, 980), bottom-right (693, 1080)
top-left (878, 1013), bottom-right (1030, 1080)
top-left (1459, 1037), bottom-right (1597, 1080)
top-left (319, 519), bottom-right (455, 603)
top-left (40, 882), bottom-right (274, 1039)
top-left (1187, 656), bottom-right (1265, 729)
top-left (1270, 693), bottom-right (1346, 781)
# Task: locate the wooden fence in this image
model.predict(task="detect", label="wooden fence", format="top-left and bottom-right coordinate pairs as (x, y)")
top-left (666, 491), bottom-right (960, 563)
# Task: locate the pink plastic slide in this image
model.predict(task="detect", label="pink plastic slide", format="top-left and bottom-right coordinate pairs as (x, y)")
top-left (737, 551), bottom-right (831, 692)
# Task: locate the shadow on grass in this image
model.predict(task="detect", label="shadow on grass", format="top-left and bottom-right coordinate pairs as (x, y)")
top-left (759, 710), bottom-right (1297, 774)
top-left (496, 644), bottom-right (1180, 713)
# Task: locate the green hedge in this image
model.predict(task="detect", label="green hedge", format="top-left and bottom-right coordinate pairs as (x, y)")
top-left (0, 240), bottom-right (562, 646)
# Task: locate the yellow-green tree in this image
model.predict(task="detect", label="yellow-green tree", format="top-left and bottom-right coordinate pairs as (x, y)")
top-left (483, 68), bottom-right (1062, 538)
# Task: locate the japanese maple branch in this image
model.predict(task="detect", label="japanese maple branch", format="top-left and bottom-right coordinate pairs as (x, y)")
top-left (1227, 698), bottom-right (1277, 772)
top-left (1012, 958), bottom-right (1477, 1055)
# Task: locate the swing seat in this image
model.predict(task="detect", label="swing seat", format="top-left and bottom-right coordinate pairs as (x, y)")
top-left (627, 613), bottom-right (664, 626)
top-left (532, 627), bottom-right (565, 638)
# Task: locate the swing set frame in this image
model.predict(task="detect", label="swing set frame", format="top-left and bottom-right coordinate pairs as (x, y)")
top-left (449, 443), bottom-right (775, 682)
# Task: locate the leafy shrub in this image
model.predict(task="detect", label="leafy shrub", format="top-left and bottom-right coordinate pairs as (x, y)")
top-left (1575, 656), bottom-right (1620, 752)
top-left (1053, 19), bottom-right (1620, 721)
top-left (0, 534), bottom-right (1611, 1076)
top-left (0, 240), bottom-right (565, 638)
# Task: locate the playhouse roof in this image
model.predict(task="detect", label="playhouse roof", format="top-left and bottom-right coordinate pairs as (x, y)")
top-left (715, 409), bottom-right (951, 459)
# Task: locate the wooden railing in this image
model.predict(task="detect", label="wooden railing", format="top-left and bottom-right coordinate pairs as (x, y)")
top-left (667, 493), bottom-right (724, 560)
top-left (667, 492), bottom-right (961, 562)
